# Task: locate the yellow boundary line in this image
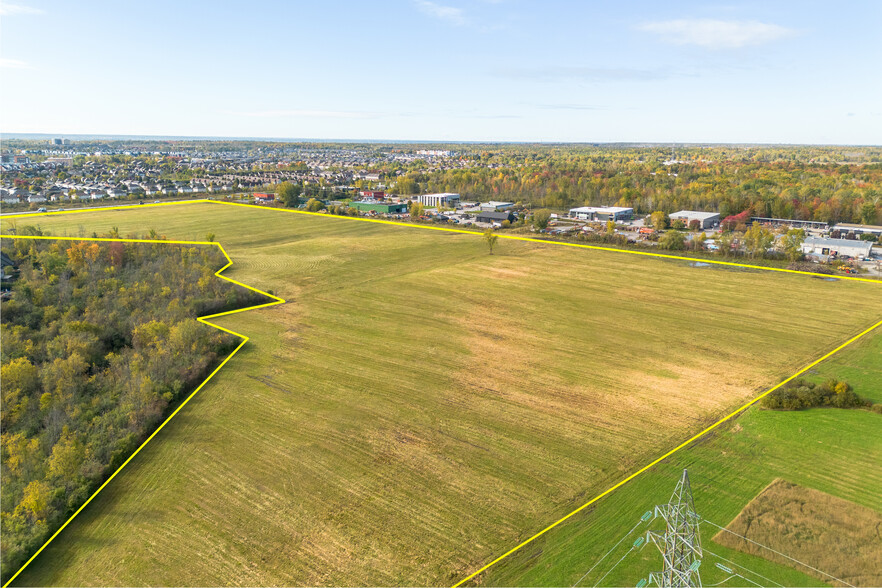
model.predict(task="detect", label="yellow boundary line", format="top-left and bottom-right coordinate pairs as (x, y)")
top-left (0, 232), bottom-right (284, 588)
top-left (1, 200), bottom-right (880, 586)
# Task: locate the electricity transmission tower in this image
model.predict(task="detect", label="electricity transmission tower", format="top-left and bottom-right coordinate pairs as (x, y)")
top-left (645, 470), bottom-right (703, 588)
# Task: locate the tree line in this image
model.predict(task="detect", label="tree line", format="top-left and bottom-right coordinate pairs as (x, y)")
top-left (390, 151), bottom-right (882, 225)
top-left (0, 231), bottom-right (265, 581)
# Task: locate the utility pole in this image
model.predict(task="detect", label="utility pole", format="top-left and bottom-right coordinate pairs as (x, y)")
top-left (645, 470), bottom-right (703, 588)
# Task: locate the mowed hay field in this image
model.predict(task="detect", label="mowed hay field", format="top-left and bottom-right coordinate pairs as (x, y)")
top-left (483, 329), bottom-right (882, 587)
top-left (3, 202), bottom-right (881, 586)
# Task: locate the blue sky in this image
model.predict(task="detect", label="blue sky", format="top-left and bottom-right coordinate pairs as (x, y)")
top-left (1, 0), bottom-right (880, 143)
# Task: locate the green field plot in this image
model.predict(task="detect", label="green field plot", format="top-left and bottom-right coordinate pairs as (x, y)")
top-left (2, 203), bottom-right (881, 586)
top-left (482, 329), bottom-right (882, 588)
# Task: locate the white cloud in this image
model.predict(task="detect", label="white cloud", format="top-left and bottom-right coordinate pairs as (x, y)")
top-left (227, 109), bottom-right (378, 119)
top-left (638, 19), bottom-right (794, 49)
top-left (0, 2), bottom-right (45, 15)
top-left (414, 0), bottom-right (467, 26)
top-left (0, 58), bottom-right (31, 69)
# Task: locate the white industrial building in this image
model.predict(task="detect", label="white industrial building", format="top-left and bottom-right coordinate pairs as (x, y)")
top-left (832, 223), bottom-right (882, 238)
top-left (669, 210), bottom-right (720, 229)
top-left (568, 206), bottom-right (633, 221)
top-left (480, 201), bottom-right (515, 211)
top-left (801, 237), bottom-right (873, 259)
top-left (417, 193), bottom-right (460, 208)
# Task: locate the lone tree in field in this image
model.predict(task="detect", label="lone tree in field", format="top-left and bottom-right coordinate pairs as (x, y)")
top-left (483, 229), bottom-right (498, 255)
top-left (277, 181), bottom-right (302, 208)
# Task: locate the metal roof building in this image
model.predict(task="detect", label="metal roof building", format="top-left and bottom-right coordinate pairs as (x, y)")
top-left (801, 236), bottom-right (873, 259)
top-left (670, 210), bottom-right (720, 229)
top-left (568, 206), bottom-right (633, 221)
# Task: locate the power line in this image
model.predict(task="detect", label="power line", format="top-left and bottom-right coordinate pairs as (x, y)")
top-left (701, 519), bottom-right (855, 588)
top-left (572, 516), bottom-right (650, 588)
top-left (593, 539), bottom-right (644, 588)
top-left (703, 547), bottom-right (784, 588)
top-left (706, 574), bottom-right (737, 587)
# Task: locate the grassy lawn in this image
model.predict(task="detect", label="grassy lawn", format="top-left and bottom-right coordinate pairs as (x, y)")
top-left (2, 202), bottom-right (880, 586)
top-left (481, 329), bottom-right (882, 587)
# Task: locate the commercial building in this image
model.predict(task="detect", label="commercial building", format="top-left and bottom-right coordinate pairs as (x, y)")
top-left (750, 217), bottom-right (828, 230)
top-left (254, 192), bottom-right (275, 202)
top-left (349, 200), bottom-right (408, 214)
top-left (801, 237), bottom-right (873, 259)
top-left (476, 211), bottom-right (516, 225)
top-left (568, 206), bottom-right (633, 222)
top-left (418, 193), bottom-right (460, 208)
top-left (669, 210), bottom-right (720, 229)
top-left (831, 223), bottom-right (882, 239)
top-left (359, 189), bottom-right (385, 199)
top-left (480, 201), bottom-right (515, 211)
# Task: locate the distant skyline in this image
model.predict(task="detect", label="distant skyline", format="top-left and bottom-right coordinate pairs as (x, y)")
top-left (1, 1), bottom-right (880, 144)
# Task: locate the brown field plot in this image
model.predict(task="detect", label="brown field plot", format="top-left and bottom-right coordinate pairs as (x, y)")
top-left (715, 479), bottom-right (882, 587)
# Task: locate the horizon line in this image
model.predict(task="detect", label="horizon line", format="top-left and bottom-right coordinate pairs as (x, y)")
top-left (2, 133), bottom-right (881, 148)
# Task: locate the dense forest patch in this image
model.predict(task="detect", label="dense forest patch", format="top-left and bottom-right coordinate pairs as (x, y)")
top-left (0, 232), bottom-right (265, 580)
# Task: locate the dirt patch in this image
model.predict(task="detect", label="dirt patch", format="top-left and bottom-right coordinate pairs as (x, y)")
top-left (713, 479), bottom-right (882, 587)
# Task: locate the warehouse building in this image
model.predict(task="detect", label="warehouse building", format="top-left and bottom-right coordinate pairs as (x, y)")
top-left (801, 237), bottom-right (873, 259)
top-left (349, 200), bottom-right (408, 214)
top-left (476, 211), bottom-right (516, 225)
top-left (480, 201), bottom-right (515, 211)
top-left (831, 223), bottom-right (882, 239)
top-left (669, 210), bottom-right (720, 229)
top-left (418, 193), bottom-right (460, 208)
top-left (568, 206), bottom-right (633, 221)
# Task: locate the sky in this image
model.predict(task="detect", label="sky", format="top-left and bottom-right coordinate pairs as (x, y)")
top-left (1, 0), bottom-right (880, 143)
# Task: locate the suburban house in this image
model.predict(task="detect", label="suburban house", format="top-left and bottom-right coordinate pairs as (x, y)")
top-left (568, 206), bottom-right (634, 221)
top-left (417, 193), bottom-right (460, 208)
top-left (669, 211), bottom-right (720, 229)
top-left (801, 236), bottom-right (873, 259)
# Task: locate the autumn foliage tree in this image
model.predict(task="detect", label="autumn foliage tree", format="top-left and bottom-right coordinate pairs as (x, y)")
top-left (0, 233), bottom-right (265, 581)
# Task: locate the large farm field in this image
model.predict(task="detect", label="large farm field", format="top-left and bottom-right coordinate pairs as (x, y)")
top-left (3, 202), bottom-right (881, 586)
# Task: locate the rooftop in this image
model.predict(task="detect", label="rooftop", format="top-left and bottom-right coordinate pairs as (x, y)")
top-left (833, 223), bottom-right (882, 231)
top-left (804, 236), bottom-right (873, 249)
top-left (569, 206), bottom-right (633, 213)
top-left (670, 210), bottom-right (720, 220)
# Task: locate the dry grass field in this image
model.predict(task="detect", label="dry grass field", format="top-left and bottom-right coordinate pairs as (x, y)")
top-left (2, 202), bottom-right (881, 586)
top-left (715, 479), bottom-right (882, 587)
